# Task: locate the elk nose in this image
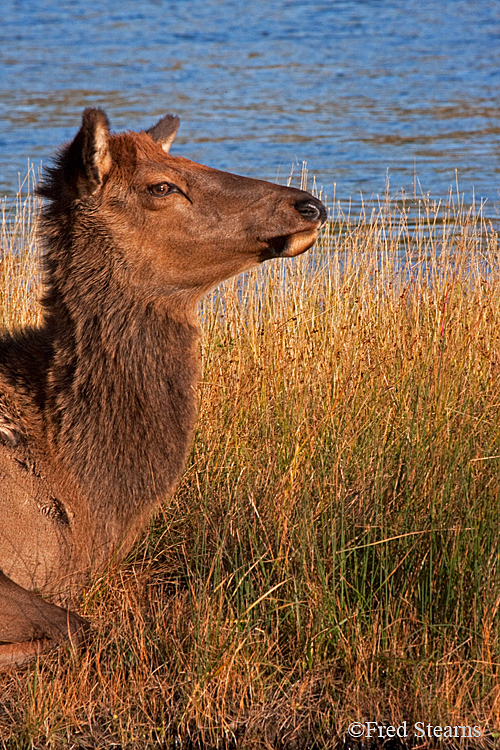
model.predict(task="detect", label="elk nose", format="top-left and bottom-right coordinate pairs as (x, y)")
top-left (294, 196), bottom-right (327, 225)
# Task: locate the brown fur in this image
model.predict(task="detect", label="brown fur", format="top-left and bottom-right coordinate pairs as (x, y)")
top-left (0, 108), bottom-right (326, 666)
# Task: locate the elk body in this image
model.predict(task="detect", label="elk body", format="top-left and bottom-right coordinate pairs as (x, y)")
top-left (0, 109), bottom-right (326, 666)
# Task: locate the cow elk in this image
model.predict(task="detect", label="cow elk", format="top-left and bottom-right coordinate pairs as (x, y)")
top-left (0, 109), bottom-right (326, 666)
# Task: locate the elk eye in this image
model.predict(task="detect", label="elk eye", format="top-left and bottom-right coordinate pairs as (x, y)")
top-left (148, 182), bottom-right (179, 197)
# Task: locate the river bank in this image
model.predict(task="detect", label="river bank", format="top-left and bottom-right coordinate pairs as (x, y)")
top-left (1, 184), bottom-right (499, 748)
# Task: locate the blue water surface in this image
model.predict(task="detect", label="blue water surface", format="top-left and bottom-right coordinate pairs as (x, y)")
top-left (1, 0), bottom-right (500, 214)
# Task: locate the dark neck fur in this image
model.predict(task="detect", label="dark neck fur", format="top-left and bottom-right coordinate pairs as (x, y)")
top-left (38, 196), bottom-right (200, 534)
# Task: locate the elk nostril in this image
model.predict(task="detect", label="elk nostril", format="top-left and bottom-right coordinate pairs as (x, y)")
top-left (294, 197), bottom-right (327, 225)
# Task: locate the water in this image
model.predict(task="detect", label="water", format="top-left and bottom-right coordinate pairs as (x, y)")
top-left (2, 0), bottom-right (500, 216)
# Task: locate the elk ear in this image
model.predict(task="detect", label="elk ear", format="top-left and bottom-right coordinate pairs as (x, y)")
top-left (146, 114), bottom-right (180, 153)
top-left (69, 108), bottom-right (112, 197)
top-left (80, 108), bottom-right (112, 191)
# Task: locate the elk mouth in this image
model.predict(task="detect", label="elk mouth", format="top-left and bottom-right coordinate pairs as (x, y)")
top-left (263, 228), bottom-right (320, 260)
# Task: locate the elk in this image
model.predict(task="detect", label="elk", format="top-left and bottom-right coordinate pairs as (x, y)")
top-left (0, 109), bottom-right (326, 667)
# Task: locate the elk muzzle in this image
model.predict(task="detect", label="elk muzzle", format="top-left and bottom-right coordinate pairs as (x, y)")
top-left (267, 194), bottom-right (327, 259)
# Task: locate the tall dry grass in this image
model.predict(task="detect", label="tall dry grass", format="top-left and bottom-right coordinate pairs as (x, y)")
top-left (1, 178), bottom-right (500, 749)
top-left (0, 169), bottom-right (41, 330)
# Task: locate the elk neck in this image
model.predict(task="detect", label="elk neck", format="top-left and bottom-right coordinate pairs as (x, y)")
top-left (40, 206), bottom-right (201, 532)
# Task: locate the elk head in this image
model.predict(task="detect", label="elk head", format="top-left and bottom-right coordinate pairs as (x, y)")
top-left (41, 109), bottom-right (327, 302)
